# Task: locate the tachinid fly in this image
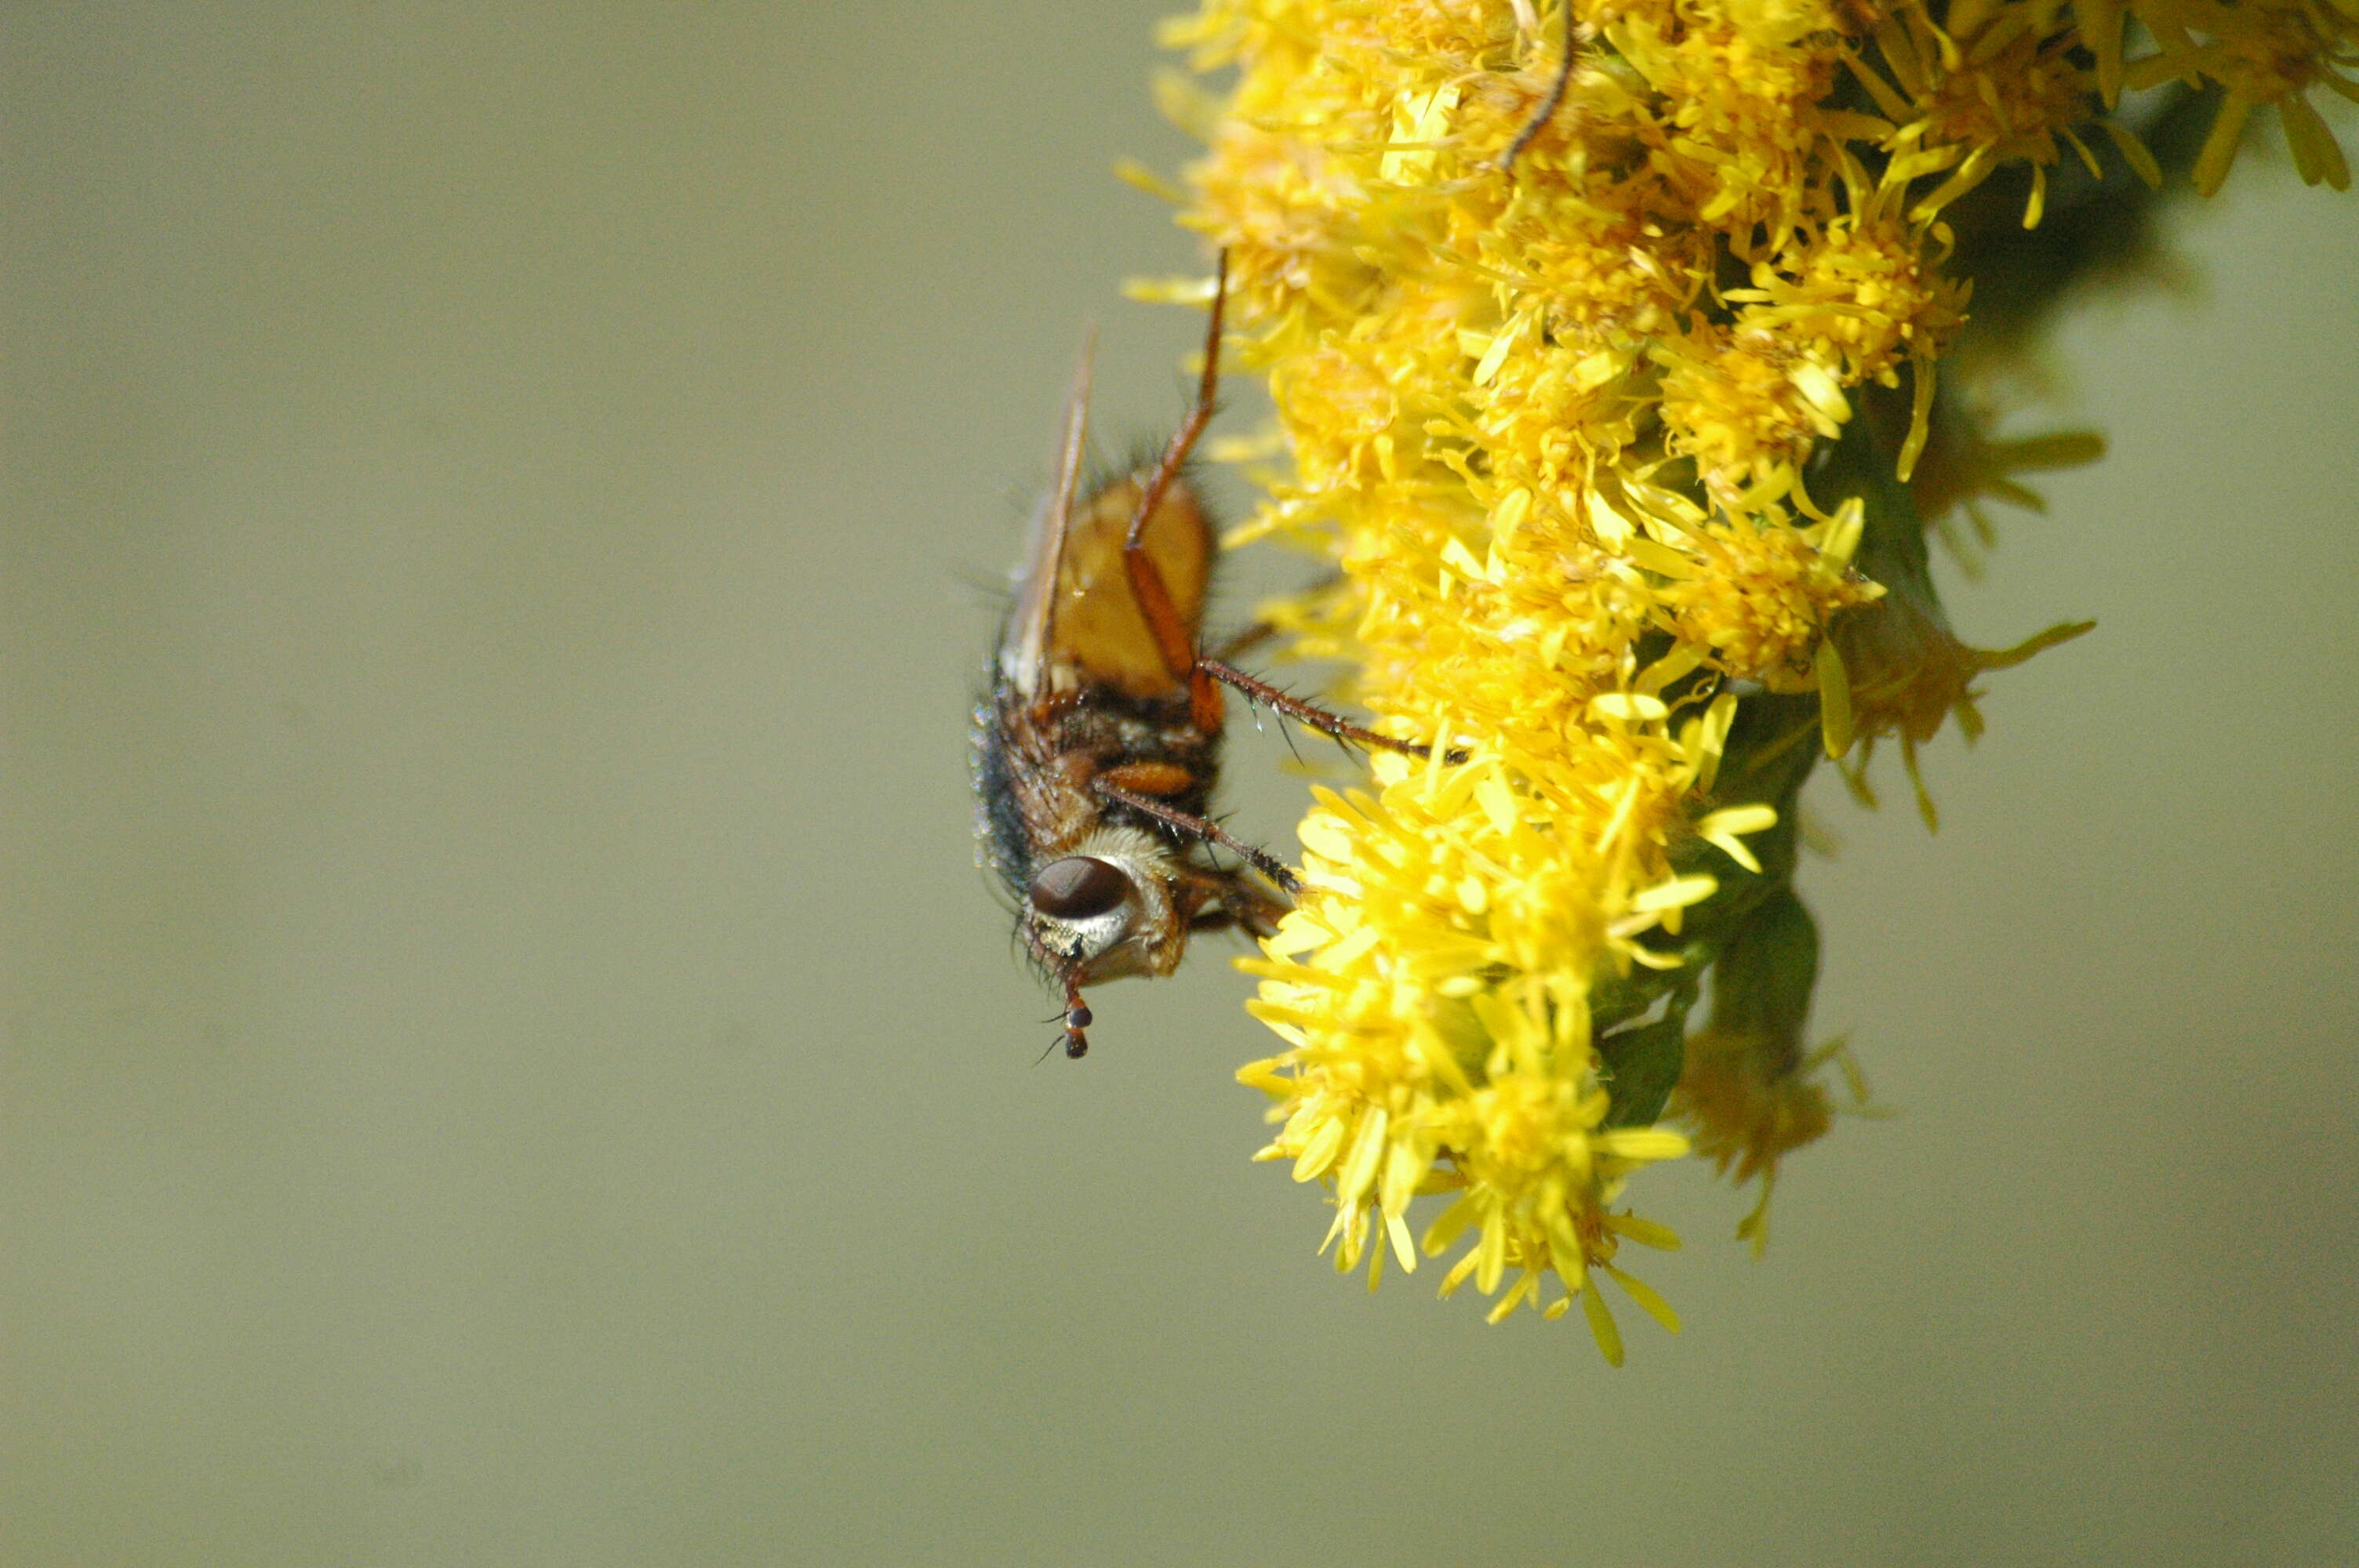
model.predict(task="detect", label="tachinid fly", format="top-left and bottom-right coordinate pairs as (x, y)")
top-left (972, 256), bottom-right (1446, 1060)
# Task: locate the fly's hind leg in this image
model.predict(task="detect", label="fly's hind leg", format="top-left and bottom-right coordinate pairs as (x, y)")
top-left (1121, 253), bottom-right (1234, 736)
top-left (1120, 255), bottom-right (1469, 764)
top-left (1497, 4), bottom-right (1579, 173)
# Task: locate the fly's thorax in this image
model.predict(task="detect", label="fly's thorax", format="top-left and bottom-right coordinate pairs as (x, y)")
top-left (1041, 684), bottom-right (1224, 809)
top-left (1020, 824), bottom-right (1189, 983)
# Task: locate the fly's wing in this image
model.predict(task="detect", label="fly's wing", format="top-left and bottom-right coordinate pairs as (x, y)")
top-left (1044, 470), bottom-right (1212, 701)
top-left (999, 334), bottom-right (1096, 697)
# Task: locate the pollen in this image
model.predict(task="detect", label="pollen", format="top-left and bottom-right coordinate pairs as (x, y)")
top-left (1153, 0), bottom-right (2354, 1349)
top-left (1659, 515), bottom-right (1887, 686)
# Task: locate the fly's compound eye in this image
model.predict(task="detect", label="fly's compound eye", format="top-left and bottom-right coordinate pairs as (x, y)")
top-left (1028, 856), bottom-right (1128, 920)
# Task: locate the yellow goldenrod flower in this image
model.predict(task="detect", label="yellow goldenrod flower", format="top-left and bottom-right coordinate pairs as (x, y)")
top-left (1148, 0), bottom-right (2353, 1352)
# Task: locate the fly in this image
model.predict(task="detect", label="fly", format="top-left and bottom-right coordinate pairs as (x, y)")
top-left (972, 254), bottom-right (1452, 1059)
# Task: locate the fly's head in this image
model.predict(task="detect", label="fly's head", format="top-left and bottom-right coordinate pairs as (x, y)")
top-left (1015, 827), bottom-right (1189, 1057)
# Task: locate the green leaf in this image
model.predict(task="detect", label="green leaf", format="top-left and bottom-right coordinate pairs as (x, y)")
top-left (1599, 985), bottom-right (1696, 1128)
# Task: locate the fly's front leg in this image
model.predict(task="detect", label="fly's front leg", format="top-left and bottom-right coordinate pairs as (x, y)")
top-left (1185, 873), bottom-right (1289, 941)
top-left (1092, 776), bottom-right (1301, 897)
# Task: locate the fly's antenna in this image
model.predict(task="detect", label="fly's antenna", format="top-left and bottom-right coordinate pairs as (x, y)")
top-left (1060, 974), bottom-right (1093, 1060)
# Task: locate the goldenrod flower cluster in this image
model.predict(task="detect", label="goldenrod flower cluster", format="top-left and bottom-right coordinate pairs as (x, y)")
top-left (1143, 0), bottom-right (2353, 1356)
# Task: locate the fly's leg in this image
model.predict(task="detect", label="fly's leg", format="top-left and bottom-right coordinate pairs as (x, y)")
top-left (1119, 258), bottom-right (1470, 764)
top-left (1497, 4), bottom-right (1579, 173)
top-left (1199, 658), bottom-right (1470, 764)
top-left (1092, 777), bottom-right (1303, 897)
top-left (1187, 875), bottom-right (1289, 940)
top-left (1122, 253), bottom-right (1233, 736)
top-left (1205, 618), bottom-right (1282, 665)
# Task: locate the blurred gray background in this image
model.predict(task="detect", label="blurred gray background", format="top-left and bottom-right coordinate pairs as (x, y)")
top-left (4, 6), bottom-right (2355, 1565)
